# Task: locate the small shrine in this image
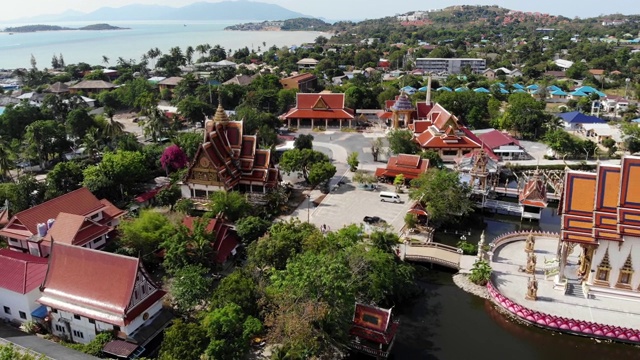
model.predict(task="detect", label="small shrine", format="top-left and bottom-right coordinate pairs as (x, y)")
top-left (390, 92), bottom-right (415, 129)
top-left (526, 274), bottom-right (538, 301)
top-left (349, 303), bottom-right (399, 359)
top-left (519, 169), bottom-right (548, 221)
top-left (456, 148), bottom-right (500, 195)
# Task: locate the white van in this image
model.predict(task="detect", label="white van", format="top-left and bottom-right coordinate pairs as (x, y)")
top-left (379, 191), bottom-right (401, 203)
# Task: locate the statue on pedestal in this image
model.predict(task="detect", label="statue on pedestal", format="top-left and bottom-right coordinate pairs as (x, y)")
top-left (525, 252), bottom-right (537, 274)
top-left (477, 231), bottom-right (486, 261)
top-left (526, 274), bottom-right (538, 301)
top-left (524, 232), bottom-right (535, 253)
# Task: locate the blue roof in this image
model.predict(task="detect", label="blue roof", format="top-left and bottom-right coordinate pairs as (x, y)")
top-left (401, 86), bottom-right (417, 95)
top-left (31, 305), bottom-right (48, 319)
top-left (547, 85), bottom-right (561, 92)
top-left (499, 88), bottom-right (510, 94)
top-left (418, 86), bottom-right (433, 92)
top-left (495, 82), bottom-right (506, 88)
top-left (455, 87), bottom-right (469, 92)
top-left (631, 118), bottom-right (640, 123)
top-left (513, 83), bottom-right (525, 89)
top-left (512, 89), bottom-right (527, 93)
top-left (551, 89), bottom-right (568, 96)
top-left (437, 86), bottom-right (452, 92)
top-left (526, 84), bottom-right (539, 90)
top-left (576, 85), bottom-right (598, 93)
top-left (594, 90), bottom-right (606, 97)
top-left (570, 90), bottom-right (588, 97)
top-left (557, 111), bottom-right (605, 124)
top-left (474, 87), bottom-right (490, 93)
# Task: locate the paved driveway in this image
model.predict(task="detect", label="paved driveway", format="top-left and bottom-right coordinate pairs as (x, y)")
top-left (0, 324), bottom-right (98, 360)
top-left (309, 171), bottom-right (412, 234)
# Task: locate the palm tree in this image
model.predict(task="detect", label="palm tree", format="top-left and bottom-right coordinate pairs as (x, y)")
top-left (185, 46), bottom-right (194, 65)
top-left (0, 138), bottom-right (15, 182)
top-left (82, 128), bottom-right (102, 162)
top-left (102, 107), bottom-right (125, 139)
top-left (141, 108), bottom-right (169, 142)
top-left (102, 55), bottom-right (109, 66)
top-left (195, 43), bottom-right (211, 59)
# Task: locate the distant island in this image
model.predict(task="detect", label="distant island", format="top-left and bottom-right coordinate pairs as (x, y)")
top-left (3, 23), bottom-right (127, 33)
top-left (225, 18), bottom-right (331, 31)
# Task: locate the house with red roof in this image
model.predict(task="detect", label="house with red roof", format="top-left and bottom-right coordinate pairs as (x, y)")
top-left (473, 128), bottom-right (527, 160)
top-left (375, 154), bottom-right (429, 182)
top-left (348, 303), bottom-right (399, 358)
top-left (38, 243), bottom-right (170, 355)
top-left (281, 93), bottom-right (355, 129)
top-left (410, 103), bottom-right (486, 163)
top-left (0, 188), bottom-right (125, 257)
top-left (180, 103), bottom-right (280, 206)
top-left (0, 249), bottom-right (48, 324)
top-left (181, 216), bottom-right (240, 265)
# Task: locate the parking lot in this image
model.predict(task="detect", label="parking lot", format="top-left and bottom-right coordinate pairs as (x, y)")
top-left (308, 173), bottom-right (413, 234)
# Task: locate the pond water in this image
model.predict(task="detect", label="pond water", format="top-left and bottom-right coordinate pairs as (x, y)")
top-left (353, 206), bottom-right (639, 359)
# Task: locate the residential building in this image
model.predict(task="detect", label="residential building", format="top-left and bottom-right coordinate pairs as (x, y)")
top-left (410, 103), bottom-right (485, 162)
top-left (375, 154), bottom-right (429, 182)
top-left (157, 77), bottom-right (183, 92)
top-left (415, 58), bottom-right (486, 74)
top-left (0, 250), bottom-right (48, 324)
top-left (559, 156), bottom-right (640, 300)
top-left (281, 93), bottom-right (355, 129)
top-left (296, 58), bottom-right (319, 70)
top-left (0, 188), bottom-right (125, 257)
top-left (556, 111), bottom-right (606, 130)
top-left (45, 82), bottom-right (70, 94)
top-left (38, 243), bottom-right (171, 354)
top-left (279, 73), bottom-right (317, 92)
top-left (180, 103), bottom-right (280, 204)
top-left (473, 128), bottom-right (527, 160)
top-left (69, 80), bottom-right (116, 95)
top-left (223, 74), bottom-right (256, 86)
top-left (554, 59), bottom-right (574, 70)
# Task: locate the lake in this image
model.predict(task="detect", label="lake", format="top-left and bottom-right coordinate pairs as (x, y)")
top-left (0, 21), bottom-right (327, 69)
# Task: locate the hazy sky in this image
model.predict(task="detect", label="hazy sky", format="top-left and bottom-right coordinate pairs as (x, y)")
top-left (0, 0), bottom-right (635, 21)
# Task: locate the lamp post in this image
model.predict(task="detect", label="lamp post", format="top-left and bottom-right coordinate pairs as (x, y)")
top-left (306, 194), bottom-right (311, 223)
top-left (625, 78), bottom-right (631, 99)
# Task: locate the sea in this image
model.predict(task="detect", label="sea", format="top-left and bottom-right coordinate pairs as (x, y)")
top-left (0, 20), bottom-right (327, 70)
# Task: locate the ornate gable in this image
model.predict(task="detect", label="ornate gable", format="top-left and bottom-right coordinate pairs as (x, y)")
top-left (312, 96), bottom-right (330, 110)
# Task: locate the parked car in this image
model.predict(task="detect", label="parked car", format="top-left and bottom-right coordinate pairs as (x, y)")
top-left (363, 216), bottom-right (386, 224)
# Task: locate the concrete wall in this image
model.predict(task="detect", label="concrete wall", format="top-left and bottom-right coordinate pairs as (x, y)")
top-left (0, 288), bottom-right (41, 324)
top-left (588, 236), bottom-right (640, 298)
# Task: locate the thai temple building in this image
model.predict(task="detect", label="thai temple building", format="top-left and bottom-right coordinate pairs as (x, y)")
top-left (559, 156), bottom-right (640, 300)
top-left (180, 102), bottom-right (280, 204)
top-left (348, 303), bottom-right (399, 359)
top-left (519, 170), bottom-right (548, 220)
top-left (456, 148), bottom-right (500, 195)
top-left (281, 93), bottom-right (355, 129)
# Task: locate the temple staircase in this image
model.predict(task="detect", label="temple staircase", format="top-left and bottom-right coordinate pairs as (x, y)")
top-left (565, 279), bottom-right (585, 298)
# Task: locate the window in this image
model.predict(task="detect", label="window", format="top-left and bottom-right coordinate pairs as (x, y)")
top-left (51, 309), bottom-right (58, 313)
top-left (54, 324), bottom-right (65, 333)
top-left (19, 311), bottom-right (26, 320)
top-left (142, 285), bottom-right (146, 295)
top-left (194, 189), bottom-right (207, 198)
top-left (72, 330), bottom-right (84, 339)
top-left (3, 306), bottom-right (10, 315)
top-left (74, 314), bottom-right (81, 320)
top-left (595, 250), bottom-right (611, 284)
top-left (88, 319), bottom-right (95, 324)
top-left (442, 150), bottom-right (458, 156)
top-left (617, 254), bottom-right (634, 287)
top-left (362, 313), bottom-right (380, 325)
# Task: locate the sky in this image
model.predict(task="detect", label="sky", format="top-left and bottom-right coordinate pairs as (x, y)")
top-left (0, 0), bottom-right (635, 22)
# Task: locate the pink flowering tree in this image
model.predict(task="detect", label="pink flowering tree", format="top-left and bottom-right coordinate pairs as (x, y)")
top-left (160, 144), bottom-right (189, 174)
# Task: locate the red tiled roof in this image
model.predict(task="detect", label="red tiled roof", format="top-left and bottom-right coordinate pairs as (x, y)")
top-left (102, 340), bottom-right (139, 358)
top-left (281, 73), bottom-right (317, 83)
top-left (0, 249), bottom-right (48, 294)
top-left (44, 213), bottom-right (112, 247)
top-left (416, 102), bottom-right (433, 119)
top-left (376, 155), bottom-right (429, 180)
top-left (182, 216), bottom-right (239, 264)
top-left (38, 243), bottom-right (164, 326)
top-left (282, 109), bottom-right (354, 120)
top-left (295, 93), bottom-right (345, 109)
top-left (519, 173), bottom-right (548, 208)
top-left (4, 188), bottom-right (104, 235)
top-left (476, 129), bottom-right (520, 150)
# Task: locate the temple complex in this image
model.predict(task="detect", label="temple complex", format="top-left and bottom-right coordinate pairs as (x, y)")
top-left (559, 156), bottom-right (640, 300)
top-left (180, 102), bottom-right (280, 204)
top-left (375, 154), bottom-right (429, 182)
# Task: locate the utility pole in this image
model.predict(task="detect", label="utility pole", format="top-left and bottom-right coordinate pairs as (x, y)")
top-left (306, 194), bottom-right (311, 223)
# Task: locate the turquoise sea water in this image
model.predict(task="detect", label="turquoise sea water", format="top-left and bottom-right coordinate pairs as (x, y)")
top-left (0, 21), bottom-right (326, 69)
top-left (0, 107), bottom-right (4, 115)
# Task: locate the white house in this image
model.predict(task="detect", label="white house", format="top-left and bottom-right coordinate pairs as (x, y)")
top-left (554, 59), bottom-right (574, 70)
top-left (0, 249), bottom-right (48, 324)
top-left (38, 243), bottom-right (171, 352)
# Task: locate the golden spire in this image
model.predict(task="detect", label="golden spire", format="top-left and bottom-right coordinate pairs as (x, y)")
top-left (213, 94), bottom-right (229, 123)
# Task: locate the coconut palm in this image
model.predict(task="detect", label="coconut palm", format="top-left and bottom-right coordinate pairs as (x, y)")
top-left (0, 138), bottom-right (16, 182)
top-left (185, 46), bottom-right (194, 65)
top-left (141, 108), bottom-right (169, 143)
top-left (102, 107), bottom-right (125, 139)
top-left (195, 43), bottom-right (211, 59)
top-left (82, 128), bottom-right (102, 162)
top-left (102, 55), bottom-right (109, 66)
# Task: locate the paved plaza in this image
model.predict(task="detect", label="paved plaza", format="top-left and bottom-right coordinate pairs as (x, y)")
top-left (491, 237), bottom-right (640, 330)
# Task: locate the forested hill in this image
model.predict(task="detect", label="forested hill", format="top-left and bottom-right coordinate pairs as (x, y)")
top-left (3, 23), bottom-right (127, 33)
top-left (225, 18), bottom-right (332, 31)
top-left (328, 5), bottom-right (640, 44)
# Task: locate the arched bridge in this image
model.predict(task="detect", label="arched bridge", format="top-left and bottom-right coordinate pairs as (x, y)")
top-left (403, 242), bottom-right (463, 269)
